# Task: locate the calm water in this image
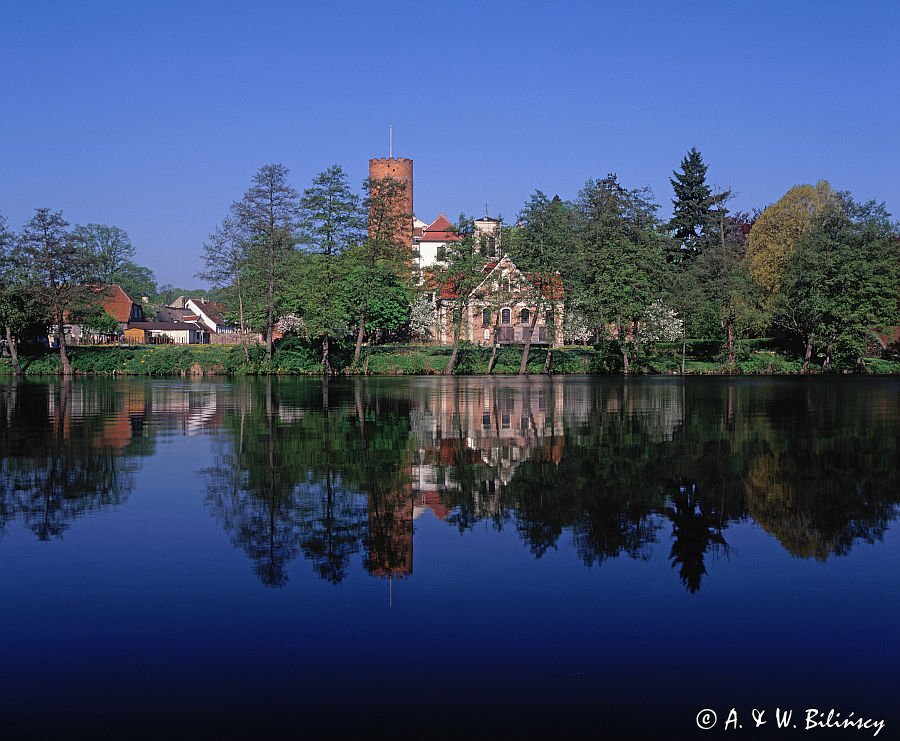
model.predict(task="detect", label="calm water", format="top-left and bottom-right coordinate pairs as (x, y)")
top-left (1, 376), bottom-right (898, 739)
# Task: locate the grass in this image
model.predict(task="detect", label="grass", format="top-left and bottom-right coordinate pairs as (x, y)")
top-left (1, 341), bottom-right (897, 376)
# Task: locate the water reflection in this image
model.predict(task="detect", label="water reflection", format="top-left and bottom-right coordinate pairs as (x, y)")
top-left (2, 377), bottom-right (897, 592)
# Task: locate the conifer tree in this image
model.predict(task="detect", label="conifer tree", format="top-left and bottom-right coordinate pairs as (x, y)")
top-left (669, 147), bottom-right (714, 260)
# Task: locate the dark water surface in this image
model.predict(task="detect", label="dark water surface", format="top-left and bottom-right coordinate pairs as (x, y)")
top-left (1, 376), bottom-right (897, 739)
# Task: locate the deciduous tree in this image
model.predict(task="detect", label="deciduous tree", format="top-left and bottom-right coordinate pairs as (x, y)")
top-left (19, 209), bottom-right (95, 375)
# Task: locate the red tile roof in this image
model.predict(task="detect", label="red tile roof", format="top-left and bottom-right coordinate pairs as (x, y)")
top-left (96, 285), bottom-right (140, 323)
top-left (421, 214), bottom-right (461, 242)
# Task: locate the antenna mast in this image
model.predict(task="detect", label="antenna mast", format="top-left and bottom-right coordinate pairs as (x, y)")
top-left (389, 125), bottom-right (393, 158)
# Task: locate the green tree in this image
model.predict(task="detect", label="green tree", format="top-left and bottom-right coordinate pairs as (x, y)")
top-left (429, 217), bottom-right (484, 374)
top-left (574, 175), bottom-right (666, 374)
top-left (233, 163), bottom-right (301, 365)
top-left (668, 147), bottom-right (714, 260)
top-left (297, 165), bottom-right (363, 373)
top-left (508, 192), bottom-right (573, 374)
top-left (0, 213), bottom-right (28, 374)
top-left (692, 194), bottom-right (762, 367)
top-left (199, 216), bottom-right (251, 361)
top-left (71, 224), bottom-right (135, 283)
top-left (777, 194), bottom-right (899, 371)
top-left (19, 209), bottom-right (96, 375)
top-left (348, 176), bottom-right (412, 363)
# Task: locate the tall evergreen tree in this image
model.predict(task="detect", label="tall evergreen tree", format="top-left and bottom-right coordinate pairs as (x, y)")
top-left (669, 147), bottom-right (714, 260)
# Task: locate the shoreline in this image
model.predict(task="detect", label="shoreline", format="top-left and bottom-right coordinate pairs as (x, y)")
top-left (2, 344), bottom-right (898, 377)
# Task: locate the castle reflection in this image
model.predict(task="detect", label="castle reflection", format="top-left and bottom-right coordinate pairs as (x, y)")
top-left (2, 377), bottom-right (896, 593)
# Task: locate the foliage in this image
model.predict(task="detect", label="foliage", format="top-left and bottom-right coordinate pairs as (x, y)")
top-left (747, 181), bottom-right (836, 299)
top-left (668, 147), bottom-right (714, 260)
top-left (777, 194), bottom-right (899, 369)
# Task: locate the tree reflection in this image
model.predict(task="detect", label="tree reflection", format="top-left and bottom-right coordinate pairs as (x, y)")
top-left (0, 380), bottom-right (140, 541)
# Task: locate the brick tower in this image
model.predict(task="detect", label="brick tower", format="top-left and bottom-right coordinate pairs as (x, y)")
top-left (368, 155), bottom-right (413, 246)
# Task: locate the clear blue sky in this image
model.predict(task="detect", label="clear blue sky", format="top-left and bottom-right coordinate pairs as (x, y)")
top-left (2, 0), bottom-right (897, 287)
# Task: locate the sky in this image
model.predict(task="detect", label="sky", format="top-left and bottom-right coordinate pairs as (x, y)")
top-left (1, 0), bottom-right (898, 287)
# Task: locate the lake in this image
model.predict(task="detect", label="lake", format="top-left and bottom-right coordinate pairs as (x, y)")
top-left (1, 376), bottom-right (897, 739)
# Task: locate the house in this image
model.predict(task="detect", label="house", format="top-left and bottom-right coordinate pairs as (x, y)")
top-left (184, 298), bottom-right (233, 334)
top-left (432, 256), bottom-right (564, 347)
top-left (125, 321), bottom-right (209, 345)
top-left (65, 284), bottom-right (144, 344)
top-left (414, 214), bottom-right (461, 271)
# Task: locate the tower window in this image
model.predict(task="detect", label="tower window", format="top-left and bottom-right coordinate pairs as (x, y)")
top-left (501, 308), bottom-right (511, 325)
top-left (519, 308), bottom-right (530, 325)
top-left (482, 309), bottom-right (491, 326)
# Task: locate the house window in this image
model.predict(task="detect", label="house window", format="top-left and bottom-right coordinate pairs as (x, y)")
top-left (436, 244), bottom-right (447, 261)
top-left (501, 308), bottom-right (511, 325)
top-left (482, 309), bottom-right (491, 326)
top-left (519, 308), bottom-right (530, 325)
top-left (545, 310), bottom-right (553, 325)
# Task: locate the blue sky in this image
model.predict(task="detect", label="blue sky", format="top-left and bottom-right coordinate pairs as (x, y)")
top-left (1, 0), bottom-right (897, 286)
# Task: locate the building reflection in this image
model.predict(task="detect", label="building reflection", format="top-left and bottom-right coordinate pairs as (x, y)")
top-left (4, 377), bottom-right (895, 593)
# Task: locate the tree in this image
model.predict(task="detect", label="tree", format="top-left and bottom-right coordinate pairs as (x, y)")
top-left (777, 194), bottom-right (899, 371)
top-left (691, 193), bottom-right (761, 367)
top-left (574, 175), bottom-right (666, 374)
top-left (297, 165), bottom-right (363, 373)
top-left (746, 181), bottom-right (836, 301)
top-left (429, 217), bottom-right (484, 375)
top-left (347, 176), bottom-right (412, 363)
top-left (71, 224), bottom-right (135, 284)
top-left (668, 147), bottom-right (714, 260)
top-left (112, 261), bottom-right (157, 302)
top-left (199, 216), bottom-right (250, 362)
top-left (0, 213), bottom-right (29, 374)
top-left (234, 163), bottom-right (301, 365)
top-left (19, 209), bottom-right (95, 375)
top-left (508, 192), bottom-right (572, 374)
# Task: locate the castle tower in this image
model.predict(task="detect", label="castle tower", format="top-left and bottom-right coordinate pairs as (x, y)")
top-left (368, 156), bottom-right (413, 247)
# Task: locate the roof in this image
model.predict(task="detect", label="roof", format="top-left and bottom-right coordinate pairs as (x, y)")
top-left (187, 298), bottom-right (227, 326)
top-left (474, 215), bottom-right (500, 223)
top-left (435, 256), bottom-right (564, 301)
top-left (96, 285), bottom-right (139, 323)
top-left (421, 214), bottom-right (461, 243)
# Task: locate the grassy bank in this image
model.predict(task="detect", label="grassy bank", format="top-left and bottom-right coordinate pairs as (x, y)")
top-left (2, 341), bottom-right (898, 376)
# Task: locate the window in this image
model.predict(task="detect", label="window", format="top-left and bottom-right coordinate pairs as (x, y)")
top-left (436, 244), bottom-right (447, 261)
top-left (501, 308), bottom-right (511, 325)
top-left (545, 310), bottom-right (553, 325)
top-left (482, 309), bottom-right (491, 326)
top-left (519, 308), bottom-right (530, 325)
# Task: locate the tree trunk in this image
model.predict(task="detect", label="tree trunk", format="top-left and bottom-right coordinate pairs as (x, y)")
top-left (681, 337), bottom-right (686, 375)
top-left (801, 336), bottom-right (814, 374)
top-left (631, 318), bottom-right (640, 369)
top-left (543, 346), bottom-right (553, 374)
top-left (56, 309), bottom-right (71, 376)
top-left (620, 327), bottom-right (630, 376)
top-left (519, 308), bottom-right (540, 375)
top-left (486, 312), bottom-right (501, 374)
top-left (353, 304), bottom-right (367, 364)
top-left (5, 324), bottom-right (21, 376)
top-left (725, 315), bottom-right (736, 368)
top-left (445, 310), bottom-right (465, 375)
top-left (237, 275), bottom-right (249, 364)
top-left (322, 334), bottom-right (332, 375)
top-left (822, 346), bottom-right (832, 372)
